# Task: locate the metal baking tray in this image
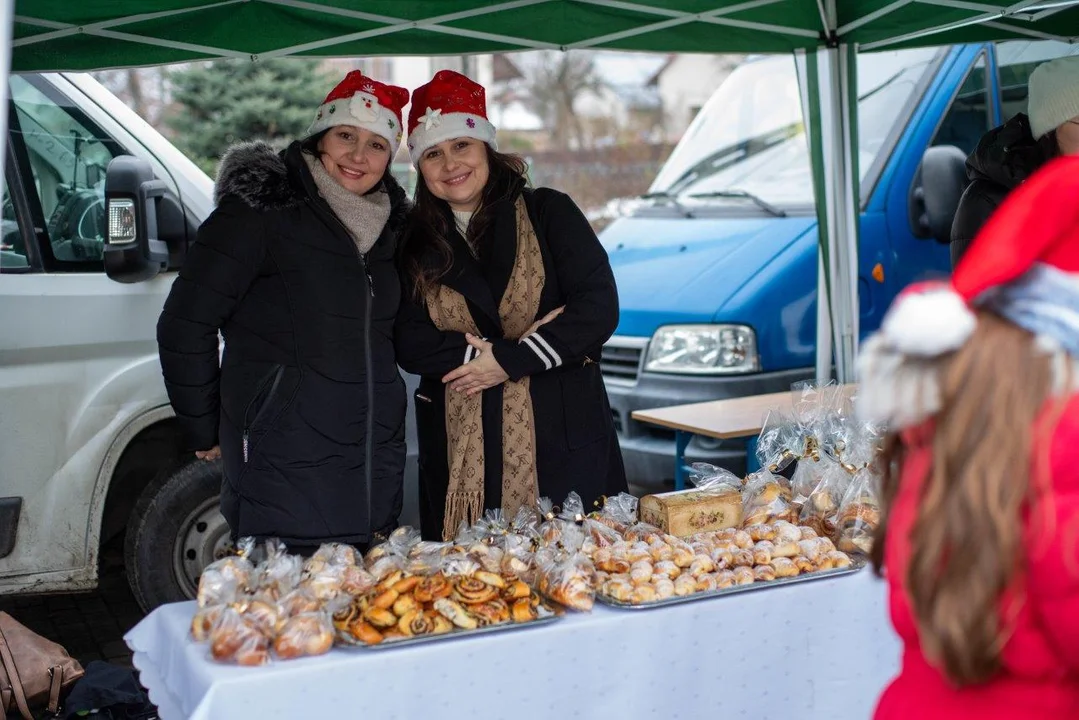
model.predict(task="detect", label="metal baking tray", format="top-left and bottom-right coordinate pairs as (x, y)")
top-left (336, 610), bottom-right (563, 650)
top-left (596, 558), bottom-right (867, 610)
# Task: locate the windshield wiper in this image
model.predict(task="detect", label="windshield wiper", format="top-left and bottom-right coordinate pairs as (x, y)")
top-left (688, 190), bottom-right (787, 218)
top-left (639, 191), bottom-right (694, 218)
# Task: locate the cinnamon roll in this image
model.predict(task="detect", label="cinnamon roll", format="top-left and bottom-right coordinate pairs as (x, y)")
top-left (413, 574), bottom-right (453, 603)
top-left (452, 577), bottom-right (499, 605)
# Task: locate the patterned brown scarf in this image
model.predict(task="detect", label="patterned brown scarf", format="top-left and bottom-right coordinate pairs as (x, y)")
top-left (425, 196), bottom-right (543, 540)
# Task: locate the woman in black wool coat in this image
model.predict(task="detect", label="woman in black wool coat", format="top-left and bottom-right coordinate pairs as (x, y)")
top-left (396, 70), bottom-right (628, 541)
top-left (156, 72), bottom-right (411, 555)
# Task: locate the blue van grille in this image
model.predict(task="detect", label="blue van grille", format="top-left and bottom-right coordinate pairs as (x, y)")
top-left (600, 338), bottom-right (646, 383)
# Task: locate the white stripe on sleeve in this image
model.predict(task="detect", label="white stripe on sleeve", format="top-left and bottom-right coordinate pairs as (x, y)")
top-left (522, 336), bottom-right (553, 370)
top-left (530, 331), bottom-right (563, 368)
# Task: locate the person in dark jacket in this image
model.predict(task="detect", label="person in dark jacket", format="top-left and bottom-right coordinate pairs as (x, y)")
top-left (950, 55), bottom-right (1079, 266)
top-left (396, 70), bottom-right (628, 540)
top-left (157, 72), bottom-right (411, 553)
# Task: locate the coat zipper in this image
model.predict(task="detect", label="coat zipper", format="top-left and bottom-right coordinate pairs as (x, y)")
top-left (305, 196), bottom-right (376, 536)
top-left (242, 365), bottom-right (284, 463)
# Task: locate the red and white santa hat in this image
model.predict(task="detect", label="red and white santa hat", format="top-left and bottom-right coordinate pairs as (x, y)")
top-left (307, 71), bottom-right (410, 156)
top-left (406, 70), bottom-right (498, 165)
top-left (857, 155), bottom-right (1079, 428)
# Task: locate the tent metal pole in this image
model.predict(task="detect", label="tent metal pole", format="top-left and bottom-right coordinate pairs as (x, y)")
top-left (0, 0), bottom-right (11, 178)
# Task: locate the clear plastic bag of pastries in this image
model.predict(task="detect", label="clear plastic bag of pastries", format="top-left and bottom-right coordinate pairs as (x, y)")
top-left (741, 469), bottom-right (796, 526)
top-left (196, 536), bottom-right (256, 608)
top-left (834, 467), bottom-right (881, 555)
top-left (796, 455), bottom-right (853, 539)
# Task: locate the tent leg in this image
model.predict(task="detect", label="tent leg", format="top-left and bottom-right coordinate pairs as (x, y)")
top-left (0, 0), bottom-right (12, 167)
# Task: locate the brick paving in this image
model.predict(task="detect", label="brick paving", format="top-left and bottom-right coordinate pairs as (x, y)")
top-left (0, 539), bottom-right (145, 670)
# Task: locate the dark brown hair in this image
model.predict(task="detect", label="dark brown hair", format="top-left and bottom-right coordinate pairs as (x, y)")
top-left (871, 310), bottom-right (1069, 686)
top-left (1039, 128), bottom-right (1061, 161)
top-left (400, 143), bottom-right (529, 300)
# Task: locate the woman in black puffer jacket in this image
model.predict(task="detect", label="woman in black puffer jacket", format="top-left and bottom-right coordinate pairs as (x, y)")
top-left (156, 72), bottom-right (411, 553)
top-left (951, 56), bottom-right (1079, 267)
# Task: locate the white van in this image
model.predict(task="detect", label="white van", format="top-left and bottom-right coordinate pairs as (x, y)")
top-left (0, 72), bottom-right (419, 611)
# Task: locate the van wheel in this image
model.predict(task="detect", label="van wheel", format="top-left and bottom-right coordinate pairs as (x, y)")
top-left (124, 458), bottom-right (232, 613)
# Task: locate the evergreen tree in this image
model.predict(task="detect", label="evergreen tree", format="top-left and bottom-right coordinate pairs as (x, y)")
top-left (167, 59), bottom-right (331, 174)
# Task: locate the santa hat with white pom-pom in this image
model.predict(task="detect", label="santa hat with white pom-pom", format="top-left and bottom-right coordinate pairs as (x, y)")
top-left (857, 155), bottom-right (1079, 429)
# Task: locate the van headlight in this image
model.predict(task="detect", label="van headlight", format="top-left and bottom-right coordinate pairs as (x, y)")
top-left (644, 324), bottom-right (759, 374)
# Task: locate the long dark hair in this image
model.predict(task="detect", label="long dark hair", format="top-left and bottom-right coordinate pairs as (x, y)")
top-left (400, 144), bottom-right (529, 300)
top-left (1039, 128), bottom-right (1061, 161)
top-left (870, 310), bottom-right (1070, 686)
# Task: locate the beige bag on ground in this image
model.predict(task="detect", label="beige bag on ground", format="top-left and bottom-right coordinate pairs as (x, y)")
top-left (0, 611), bottom-right (84, 719)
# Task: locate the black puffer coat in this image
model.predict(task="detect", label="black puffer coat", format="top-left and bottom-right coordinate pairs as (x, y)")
top-left (950, 113), bottom-right (1051, 267)
top-left (157, 141), bottom-right (409, 545)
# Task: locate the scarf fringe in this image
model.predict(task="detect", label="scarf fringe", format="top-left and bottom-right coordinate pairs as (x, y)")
top-left (442, 491), bottom-right (483, 541)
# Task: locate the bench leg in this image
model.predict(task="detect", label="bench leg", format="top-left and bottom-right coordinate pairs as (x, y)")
top-left (674, 430), bottom-right (691, 490)
top-left (745, 435), bottom-right (760, 474)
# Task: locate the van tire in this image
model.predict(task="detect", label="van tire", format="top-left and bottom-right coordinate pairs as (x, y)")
top-left (124, 458), bottom-right (227, 613)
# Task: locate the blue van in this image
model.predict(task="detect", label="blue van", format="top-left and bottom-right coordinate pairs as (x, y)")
top-left (601, 40), bottom-right (1079, 486)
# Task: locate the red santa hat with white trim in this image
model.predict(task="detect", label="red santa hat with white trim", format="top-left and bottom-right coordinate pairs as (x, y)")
top-left (857, 155), bottom-right (1079, 429)
top-left (406, 70), bottom-right (497, 165)
top-left (307, 71), bottom-right (410, 156)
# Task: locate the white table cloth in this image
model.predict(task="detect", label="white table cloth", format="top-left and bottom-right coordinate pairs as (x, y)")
top-left (126, 567), bottom-right (900, 720)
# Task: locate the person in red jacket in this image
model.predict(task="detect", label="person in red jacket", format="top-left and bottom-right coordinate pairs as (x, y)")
top-left (856, 154), bottom-right (1079, 720)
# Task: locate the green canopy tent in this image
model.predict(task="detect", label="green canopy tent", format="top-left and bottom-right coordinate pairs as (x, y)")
top-left (7, 0), bottom-right (1079, 382)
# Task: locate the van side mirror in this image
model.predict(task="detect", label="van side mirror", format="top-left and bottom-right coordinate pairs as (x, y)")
top-left (103, 156), bottom-right (186, 283)
top-left (908, 145), bottom-right (968, 245)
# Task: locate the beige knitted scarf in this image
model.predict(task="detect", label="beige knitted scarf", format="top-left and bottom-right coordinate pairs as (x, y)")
top-left (425, 196), bottom-right (544, 540)
top-left (303, 153), bottom-right (390, 254)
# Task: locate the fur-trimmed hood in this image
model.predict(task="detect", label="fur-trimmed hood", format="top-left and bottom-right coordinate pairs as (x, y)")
top-left (213, 140), bottom-right (410, 232)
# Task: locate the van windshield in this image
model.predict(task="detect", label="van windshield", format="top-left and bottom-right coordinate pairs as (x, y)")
top-left (650, 47), bottom-right (940, 207)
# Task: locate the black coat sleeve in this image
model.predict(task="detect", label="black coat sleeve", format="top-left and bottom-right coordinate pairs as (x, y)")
top-left (490, 189), bottom-right (619, 382)
top-left (156, 198), bottom-right (267, 451)
top-left (950, 180), bottom-right (999, 268)
top-left (394, 283), bottom-right (473, 378)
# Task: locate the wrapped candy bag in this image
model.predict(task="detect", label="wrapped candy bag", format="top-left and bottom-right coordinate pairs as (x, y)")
top-left (835, 467), bottom-right (881, 555)
top-left (499, 534), bottom-right (536, 582)
top-left (510, 504), bottom-right (542, 540)
top-left (367, 552), bottom-right (407, 582)
top-left (209, 607), bottom-right (271, 666)
top-left (756, 410), bottom-right (802, 473)
top-left (406, 541), bottom-right (452, 576)
top-left (387, 526), bottom-right (422, 555)
top-left (196, 536), bottom-right (255, 608)
top-left (536, 497), bottom-right (566, 546)
top-left (272, 611), bottom-right (334, 660)
top-left (474, 509), bottom-right (510, 541)
top-left (558, 492), bottom-right (588, 524)
top-left (741, 469), bottom-right (795, 526)
top-left (591, 492), bottom-right (639, 534)
top-left (451, 519), bottom-right (483, 547)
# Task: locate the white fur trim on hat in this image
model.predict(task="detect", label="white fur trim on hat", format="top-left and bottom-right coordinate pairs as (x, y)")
top-left (1028, 55), bottom-right (1079, 139)
top-left (855, 332), bottom-right (942, 430)
top-left (307, 91), bottom-right (404, 155)
top-left (407, 109), bottom-right (496, 165)
top-left (880, 288), bottom-right (977, 358)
